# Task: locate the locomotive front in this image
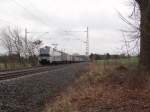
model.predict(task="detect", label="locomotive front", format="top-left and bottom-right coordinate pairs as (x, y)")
top-left (38, 46), bottom-right (52, 65)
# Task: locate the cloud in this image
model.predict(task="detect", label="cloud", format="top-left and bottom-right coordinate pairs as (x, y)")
top-left (0, 0), bottom-right (131, 54)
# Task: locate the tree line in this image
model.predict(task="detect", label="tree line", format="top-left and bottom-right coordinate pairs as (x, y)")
top-left (89, 53), bottom-right (132, 61)
top-left (0, 26), bottom-right (42, 70)
top-left (119, 0), bottom-right (150, 70)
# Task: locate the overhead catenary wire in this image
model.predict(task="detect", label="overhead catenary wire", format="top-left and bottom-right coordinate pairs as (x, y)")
top-left (63, 27), bottom-right (89, 56)
top-left (11, 0), bottom-right (50, 27)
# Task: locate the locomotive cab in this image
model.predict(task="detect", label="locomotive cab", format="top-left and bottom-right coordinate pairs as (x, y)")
top-left (38, 46), bottom-right (52, 65)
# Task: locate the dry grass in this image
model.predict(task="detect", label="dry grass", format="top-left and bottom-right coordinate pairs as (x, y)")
top-left (44, 62), bottom-right (150, 112)
top-left (0, 63), bottom-right (32, 71)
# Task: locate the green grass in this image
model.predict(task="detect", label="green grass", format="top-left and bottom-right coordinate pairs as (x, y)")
top-left (0, 63), bottom-right (32, 71)
top-left (119, 57), bottom-right (139, 65)
top-left (96, 57), bottom-right (139, 66)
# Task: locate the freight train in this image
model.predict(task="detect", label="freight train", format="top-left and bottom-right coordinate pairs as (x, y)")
top-left (38, 46), bottom-right (89, 65)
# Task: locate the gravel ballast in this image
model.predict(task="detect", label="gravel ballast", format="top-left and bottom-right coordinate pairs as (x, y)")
top-left (0, 63), bottom-right (88, 112)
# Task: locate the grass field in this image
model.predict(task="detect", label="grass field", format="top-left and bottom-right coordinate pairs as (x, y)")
top-left (97, 57), bottom-right (139, 66)
top-left (0, 63), bottom-right (32, 71)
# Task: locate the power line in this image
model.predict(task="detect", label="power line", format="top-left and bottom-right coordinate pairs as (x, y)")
top-left (11, 0), bottom-right (50, 27)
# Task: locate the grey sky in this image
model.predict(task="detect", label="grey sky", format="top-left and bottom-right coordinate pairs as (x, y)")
top-left (0, 0), bottom-right (132, 55)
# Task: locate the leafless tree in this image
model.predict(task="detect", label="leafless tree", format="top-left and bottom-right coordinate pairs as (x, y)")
top-left (117, 1), bottom-right (140, 56)
top-left (8, 27), bottom-right (24, 63)
top-left (28, 40), bottom-right (42, 56)
top-left (0, 26), bottom-right (42, 66)
top-left (27, 39), bottom-right (42, 65)
top-left (134, 0), bottom-right (150, 70)
top-left (119, 0), bottom-right (150, 70)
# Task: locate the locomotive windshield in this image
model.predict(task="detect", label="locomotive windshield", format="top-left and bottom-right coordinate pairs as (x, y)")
top-left (39, 54), bottom-right (50, 57)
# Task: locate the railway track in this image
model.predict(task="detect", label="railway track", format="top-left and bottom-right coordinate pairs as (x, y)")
top-left (0, 65), bottom-right (66, 81)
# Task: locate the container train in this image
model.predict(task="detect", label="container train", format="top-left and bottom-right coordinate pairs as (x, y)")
top-left (38, 46), bottom-right (89, 65)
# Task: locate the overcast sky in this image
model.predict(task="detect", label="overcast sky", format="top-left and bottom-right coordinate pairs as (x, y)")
top-left (0, 0), bottom-right (132, 55)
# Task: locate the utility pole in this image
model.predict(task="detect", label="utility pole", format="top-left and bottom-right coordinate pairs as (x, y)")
top-left (25, 28), bottom-right (28, 46)
top-left (25, 28), bottom-right (28, 59)
top-left (24, 29), bottom-right (50, 54)
top-left (85, 27), bottom-right (89, 56)
top-left (64, 26), bottom-right (90, 56)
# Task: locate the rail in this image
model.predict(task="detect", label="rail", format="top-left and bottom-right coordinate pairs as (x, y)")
top-left (0, 65), bottom-right (65, 81)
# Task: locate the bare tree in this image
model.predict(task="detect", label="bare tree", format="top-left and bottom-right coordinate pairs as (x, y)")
top-left (0, 26), bottom-right (42, 67)
top-left (116, 2), bottom-right (140, 56)
top-left (0, 27), bottom-right (24, 69)
top-left (27, 39), bottom-right (42, 65)
top-left (8, 27), bottom-right (24, 63)
top-left (133, 0), bottom-right (150, 70)
top-left (121, 0), bottom-right (150, 70)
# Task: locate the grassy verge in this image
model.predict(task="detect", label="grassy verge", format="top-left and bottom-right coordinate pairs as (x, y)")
top-left (0, 63), bottom-right (32, 71)
top-left (44, 61), bottom-right (150, 112)
top-left (97, 57), bottom-right (139, 66)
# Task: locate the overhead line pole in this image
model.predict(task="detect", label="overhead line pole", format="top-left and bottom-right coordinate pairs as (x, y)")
top-left (25, 28), bottom-right (28, 60)
top-left (24, 28), bottom-right (50, 52)
top-left (25, 28), bottom-right (28, 45)
top-left (64, 26), bottom-right (90, 56)
top-left (86, 27), bottom-right (89, 56)
top-left (24, 28), bottom-right (29, 62)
